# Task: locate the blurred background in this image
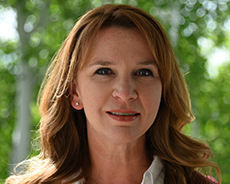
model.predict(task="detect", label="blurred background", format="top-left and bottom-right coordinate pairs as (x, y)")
top-left (0, 0), bottom-right (229, 183)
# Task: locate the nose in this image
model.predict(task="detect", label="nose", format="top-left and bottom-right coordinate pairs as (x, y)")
top-left (112, 76), bottom-right (138, 102)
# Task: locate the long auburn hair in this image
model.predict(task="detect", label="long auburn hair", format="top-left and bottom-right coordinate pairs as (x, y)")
top-left (6, 4), bottom-right (221, 184)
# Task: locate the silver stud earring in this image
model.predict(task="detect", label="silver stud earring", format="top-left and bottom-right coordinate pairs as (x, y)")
top-left (76, 102), bottom-right (79, 106)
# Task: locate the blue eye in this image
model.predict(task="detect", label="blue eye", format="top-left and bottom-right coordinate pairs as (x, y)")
top-left (136, 69), bottom-right (153, 76)
top-left (95, 68), bottom-right (113, 75)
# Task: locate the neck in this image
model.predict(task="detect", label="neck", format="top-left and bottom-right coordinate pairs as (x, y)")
top-left (86, 129), bottom-right (152, 184)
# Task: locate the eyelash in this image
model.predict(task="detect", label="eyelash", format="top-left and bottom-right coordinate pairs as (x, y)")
top-left (95, 68), bottom-right (113, 75)
top-left (95, 68), bottom-right (153, 77)
top-left (135, 69), bottom-right (153, 77)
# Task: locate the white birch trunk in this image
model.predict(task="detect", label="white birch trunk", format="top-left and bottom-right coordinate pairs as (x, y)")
top-left (10, 2), bottom-right (32, 172)
top-left (10, 1), bottom-right (49, 172)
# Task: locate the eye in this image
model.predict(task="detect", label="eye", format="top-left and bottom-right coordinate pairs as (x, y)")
top-left (95, 68), bottom-right (113, 75)
top-left (135, 69), bottom-right (153, 77)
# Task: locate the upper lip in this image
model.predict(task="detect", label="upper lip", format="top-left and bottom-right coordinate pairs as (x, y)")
top-left (106, 110), bottom-right (140, 116)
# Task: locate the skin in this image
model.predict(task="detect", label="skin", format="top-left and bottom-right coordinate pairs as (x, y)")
top-left (71, 27), bottom-right (162, 184)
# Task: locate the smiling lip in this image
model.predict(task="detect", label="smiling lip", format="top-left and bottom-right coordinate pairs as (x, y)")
top-left (106, 110), bottom-right (140, 121)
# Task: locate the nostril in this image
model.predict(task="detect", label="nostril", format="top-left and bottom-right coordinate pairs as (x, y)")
top-left (112, 87), bottom-right (138, 101)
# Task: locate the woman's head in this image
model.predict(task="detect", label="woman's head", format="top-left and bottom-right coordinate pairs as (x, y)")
top-left (71, 26), bottom-right (163, 145)
top-left (40, 4), bottom-right (192, 124)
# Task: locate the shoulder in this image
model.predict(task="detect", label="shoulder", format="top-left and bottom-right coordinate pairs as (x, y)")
top-left (163, 171), bottom-right (218, 184)
top-left (192, 171), bottom-right (218, 184)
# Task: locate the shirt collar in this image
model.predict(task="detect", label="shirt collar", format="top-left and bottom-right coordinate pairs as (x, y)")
top-left (141, 156), bottom-right (165, 184)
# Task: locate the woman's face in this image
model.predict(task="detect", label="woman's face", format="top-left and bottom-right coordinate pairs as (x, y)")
top-left (72, 27), bottom-right (162, 144)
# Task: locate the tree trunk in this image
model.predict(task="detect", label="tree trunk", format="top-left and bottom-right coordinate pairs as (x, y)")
top-left (10, 1), bottom-right (33, 172)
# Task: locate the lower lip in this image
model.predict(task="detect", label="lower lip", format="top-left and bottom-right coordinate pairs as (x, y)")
top-left (107, 113), bottom-right (140, 122)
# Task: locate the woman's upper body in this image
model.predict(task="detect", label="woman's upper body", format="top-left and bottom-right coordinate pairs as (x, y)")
top-left (5, 4), bottom-right (221, 184)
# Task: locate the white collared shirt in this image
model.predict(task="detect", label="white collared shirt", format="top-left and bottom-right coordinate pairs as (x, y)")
top-left (72, 156), bottom-right (164, 184)
top-left (141, 156), bottom-right (164, 184)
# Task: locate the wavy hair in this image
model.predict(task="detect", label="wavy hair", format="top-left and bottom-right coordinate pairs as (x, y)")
top-left (6, 4), bottom-right (221, 184)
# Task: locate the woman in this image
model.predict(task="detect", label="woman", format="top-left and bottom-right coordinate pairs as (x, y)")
top-left (6, 4), bottom-right (221, 184)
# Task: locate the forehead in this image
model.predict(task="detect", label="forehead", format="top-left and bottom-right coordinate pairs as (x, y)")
top-left (87, 27), bottom-right (153, 62)
top-left (95, 27), bottom-right (146, 46)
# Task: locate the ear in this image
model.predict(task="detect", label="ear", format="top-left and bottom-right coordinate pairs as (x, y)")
top-left (69, 81), bottom-right (83, 110)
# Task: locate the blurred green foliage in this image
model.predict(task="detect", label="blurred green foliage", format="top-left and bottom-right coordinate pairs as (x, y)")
top-left (0, 0), bottom-right (229, 183)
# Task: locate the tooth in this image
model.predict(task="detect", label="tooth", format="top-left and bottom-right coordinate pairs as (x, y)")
top-left (111, 112), bottom-right (136, 116)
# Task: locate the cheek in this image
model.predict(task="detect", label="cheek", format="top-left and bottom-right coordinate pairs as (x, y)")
top-left (142, 83), bottom-right (162, 105)
top-left (144, 92), bottom-right (162, 126)
top-left (79, 81), bottom-right (111, 109)
top-left (141, 83), bottom-right (162, 123)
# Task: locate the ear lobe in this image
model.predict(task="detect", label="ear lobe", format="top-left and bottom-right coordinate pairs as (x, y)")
top-left (71, 100), bottom-right (83, 110)
top-left (70, 81), bottom-right (83, 110)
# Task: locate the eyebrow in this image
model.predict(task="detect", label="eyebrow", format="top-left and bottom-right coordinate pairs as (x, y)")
top-left (89, 60), bottom-right (114, 66)
top-left (89, 60), bottom-right (156, 66)
top-left (137, 60), bottom-right (156, 65)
